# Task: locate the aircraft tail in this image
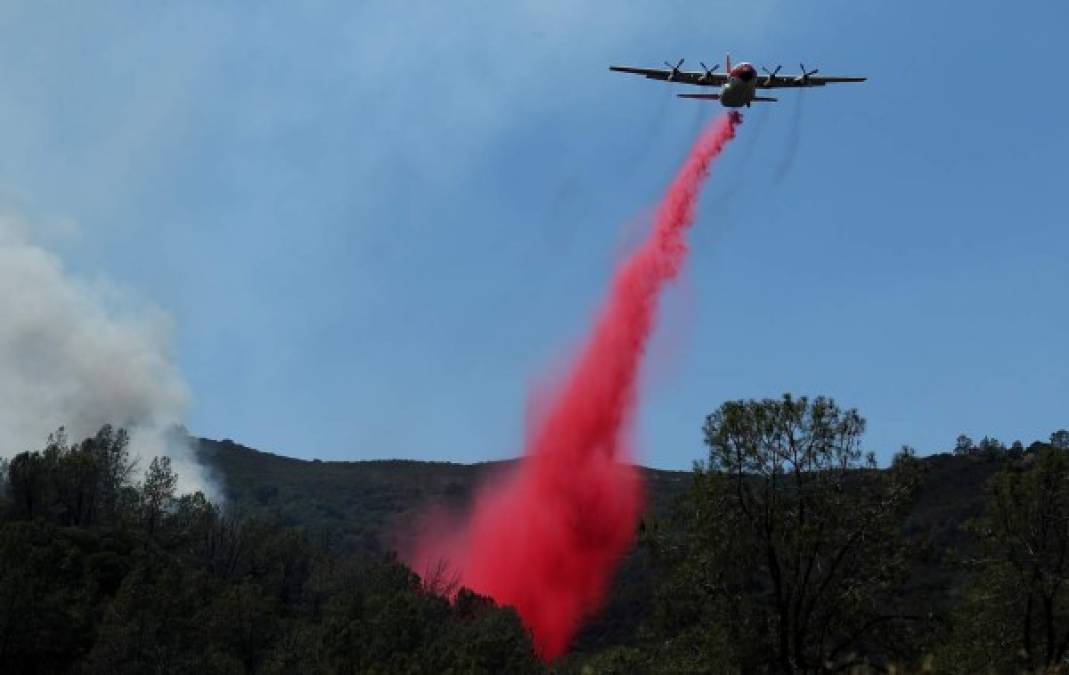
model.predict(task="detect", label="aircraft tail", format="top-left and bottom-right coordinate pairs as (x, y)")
top-left (726, 52), bottom-right (731, 72)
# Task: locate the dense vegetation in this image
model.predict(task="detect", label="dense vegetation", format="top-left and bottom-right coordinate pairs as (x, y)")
top-left (1, 396), bottom-right (1067, 672)
top-left (0, 427), bottom-right (540, 673)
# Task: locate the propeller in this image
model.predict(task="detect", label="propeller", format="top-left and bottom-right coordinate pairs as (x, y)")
top-left (663, 58), bottom-right (685, 80)
top-left (761, 64), bottom-right (782, 86)
top-left (796, 63), bottom-right (819, 84)
top-left (698, 61), bottom-right (720, 82)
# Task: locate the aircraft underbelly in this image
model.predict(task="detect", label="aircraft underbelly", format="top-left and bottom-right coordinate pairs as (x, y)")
top-left (718, 81), bottom-right (754, 108)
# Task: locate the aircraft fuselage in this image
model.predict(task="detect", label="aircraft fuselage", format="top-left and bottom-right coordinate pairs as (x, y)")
top-left (719, 62), bottom-right (759, 107)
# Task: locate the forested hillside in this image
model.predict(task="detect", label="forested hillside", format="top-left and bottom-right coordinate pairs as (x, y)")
top-left (192, 431), bottom-right (1001, 654)
top-left (2, 398), bottom-right (1067, 672)
top-left (194, 438), bottom-right (691, 554)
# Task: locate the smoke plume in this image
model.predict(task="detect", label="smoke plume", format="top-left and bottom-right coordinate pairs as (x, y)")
top-left (410, 111), bottom-right (742, 659)
top-left (0, 211), bottom-right (217, 499)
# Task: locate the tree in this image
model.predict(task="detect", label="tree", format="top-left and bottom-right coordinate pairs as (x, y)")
top-left (652, 395), bottom-right (923, 672)
top-left (421, 556), bottom-right (461, 597)
top-left (0, 458), bottom-right (8, 524)
top-left (4, 427), bottom-right (137, 527)
top-left (0, 426), bottom-right (546, 672)
top-left (940, 444), bottom-right (1069, 672)
top-left (141, 456), bottom-right (178, 538)
top-left (53, 438), bottom-right (101, 526)
top-left (6, 450), bottom-right (48, 519)
top-left (0, 520), bottom-right (99, 670)
top-left (85, 425), bottom-right (136, 522)
top-left (953, 434), bottom-right (975, 455)
top-left (976, 436), bottom-right (1006, 459)
top-left (1051, 430), bottom-right (1069, 450)
top-left (0, 457), bottom-right (9, 499)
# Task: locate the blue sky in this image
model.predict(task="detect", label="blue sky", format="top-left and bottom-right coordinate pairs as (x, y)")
top-left (0, 1), bottom-right (1066, 468)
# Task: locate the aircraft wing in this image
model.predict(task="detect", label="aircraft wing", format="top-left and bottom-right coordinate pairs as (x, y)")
top-left (677, 93), bottom-right (778, 103)
top-left (757, 74), bottom-right (867, 88)
top-left (609, 65), bottom-right (727, 87)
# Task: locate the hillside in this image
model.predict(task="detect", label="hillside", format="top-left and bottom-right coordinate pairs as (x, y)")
top-left (194, 438), bottom-right (697, 652)
top-left (4, 428), bottom-right (1054, 670)
top-left (193, 437), bottom-right (1010, 653)
top-left (195, 438), bottom-right (692, 552)
top-left (195, 437), bottom-right (1002, 554)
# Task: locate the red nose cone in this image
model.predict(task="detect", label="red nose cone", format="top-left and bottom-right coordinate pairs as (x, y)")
top-left (729, 62), bottom-right (757, 82)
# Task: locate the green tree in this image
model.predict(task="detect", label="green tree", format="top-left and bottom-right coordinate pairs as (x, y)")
top-left (953, 434), bottom-right (975, 456)
top-left (5, 427), bottom-right (140, 527)
top-left (86, 425), bottom-right (136, 523)
top-left (198, 580), bottom-right (279, 671)
top-left (1010, 440), bottom-right (1026, 458)
top-left (0, 457), bottom-right (9, 520)
top-left (6, 450), bottom-right (48, 519)
top-left (0, 427), bottom-right (544, 673)
top-left (0, 520), bottom-right (101, 670)
top-left (1051, 430), bottom-right (1069, 450)
top-left (651, 395), bottom-right (923, 672)
top-left (977, 436), bottom-right (1006, 458)
top-left (939, 444), bottom-right (1069, 672)
top-left (53, 436), bottom-right (102, 526)
top-left (435, 588), bottom-right (542, 674)
top-left (140, 456), bottom-right (178, 538)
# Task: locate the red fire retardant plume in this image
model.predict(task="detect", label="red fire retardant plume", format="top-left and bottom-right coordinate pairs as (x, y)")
top-left (414, 111), bottom-right (742, 660)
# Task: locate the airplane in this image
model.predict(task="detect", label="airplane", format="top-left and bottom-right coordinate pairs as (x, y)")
top-left (609, 54), bottom-right (866, 107)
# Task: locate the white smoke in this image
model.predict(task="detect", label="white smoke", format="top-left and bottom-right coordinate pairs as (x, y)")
top-left (0, 210), bottom-right (218, 500)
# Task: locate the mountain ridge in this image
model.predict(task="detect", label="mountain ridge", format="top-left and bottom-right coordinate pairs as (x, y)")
top-left (191, 433), bottom-right (1017, 652)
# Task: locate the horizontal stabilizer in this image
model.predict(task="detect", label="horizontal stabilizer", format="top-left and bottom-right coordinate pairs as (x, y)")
top-left (677, 93), bottom-right (721, 100)
top-left (753, 96), bottom-right (778, 102)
